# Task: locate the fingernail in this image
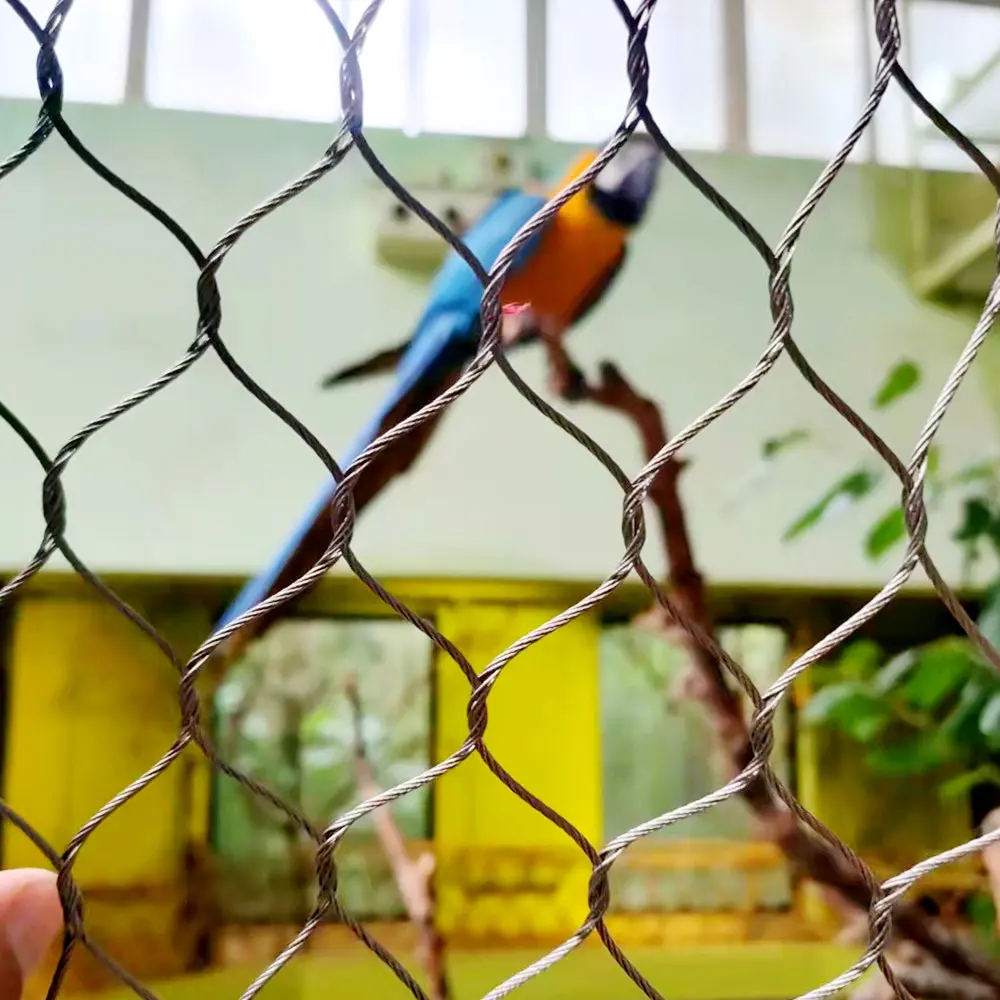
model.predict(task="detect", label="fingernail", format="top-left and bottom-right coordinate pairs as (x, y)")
top-left (5, 876), bottom-right (63, 978)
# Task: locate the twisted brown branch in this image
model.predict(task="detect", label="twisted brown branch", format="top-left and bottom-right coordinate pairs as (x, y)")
top-left (541, 334), bottom-right (1000, 995)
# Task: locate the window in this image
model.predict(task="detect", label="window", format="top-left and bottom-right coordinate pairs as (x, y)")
top-left (146, 0), bottom-right (345, 124)
top-left (341, 0), bottom-right (409, 131)
top-left (145, 0), bottom-right (409, 128)
top-left (145, 0), bottom-right (524, 136)
top-left (873, 0), bottom-right (1000, 171)
top-left (419, 0), bottom-right (527, 137)
top-left (0, 0), bottom-right (131, 104)
top-left (746, 0), bottom-right (870, 162)
top-left (5, 0), bottom-right (992, 165)
top-left (546, 0), bottom-right (725, 151)
top-left (600, 622), bottom-right (792, 913)
top-left (212, 618), bottom-right (433, 922)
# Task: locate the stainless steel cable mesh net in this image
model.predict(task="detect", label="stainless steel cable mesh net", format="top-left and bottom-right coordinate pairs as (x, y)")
top-left (4, 1), bottom-right (1000, 998)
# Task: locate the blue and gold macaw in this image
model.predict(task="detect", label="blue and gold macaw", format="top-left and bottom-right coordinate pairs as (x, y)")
top-left (218, 134), bottom-right (661, 648)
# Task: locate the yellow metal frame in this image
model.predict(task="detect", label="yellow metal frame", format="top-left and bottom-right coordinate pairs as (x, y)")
top-left (431, 601), bottom-right (602, 942)
top-left (5, 567), bottom-right (975, 624)
top-left (2, 570), bottom-right (985, 994)
top-left (3, 591), bottom-right (215, 995)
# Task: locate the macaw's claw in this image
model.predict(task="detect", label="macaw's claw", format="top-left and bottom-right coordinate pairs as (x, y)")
top-left (563, 363), bottom-right (591, 401)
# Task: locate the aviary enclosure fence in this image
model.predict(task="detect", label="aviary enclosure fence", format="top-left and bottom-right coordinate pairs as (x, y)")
top-left (3, 0), bottom-right (1000, 998)
top-left (212, 616), bottom-right (793, 930)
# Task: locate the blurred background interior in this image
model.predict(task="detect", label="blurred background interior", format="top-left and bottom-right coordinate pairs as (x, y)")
top-left (7, 0), bottom-right (1000, 997)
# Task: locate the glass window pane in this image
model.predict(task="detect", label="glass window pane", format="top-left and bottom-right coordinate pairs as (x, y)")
top-left (213, 619), bottom-right (432, 922)
top-left (652, 0), bottom-right (725, 151)
top-left (546, 0), bottom-right (622, 143)
top-left (344, 0), bottom-right (409, 131)
top-left (146, 0), bottom-right (339, 122)
top-left (0, 0), bottom-right (131, 103)
top-left (875, 0), bottom-right (1000, 170)
top-left (600, 623), bottom-right (792, 912)
top-left (865, 1), bottom-right (914, 168)
top-left (747, 0), bottom-right (870, 161)
top-left (146, 0), bottom-right (407, 129)
top-left (546, 0), bottom-right (724, 151)
top-left (420, 0), bottom-right (527, 137)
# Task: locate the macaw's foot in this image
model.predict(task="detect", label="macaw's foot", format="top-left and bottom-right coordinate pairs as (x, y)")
top-left (500, 303), bottom-right (539, 346)
top-left (560, 363), bottom-right (591, 401)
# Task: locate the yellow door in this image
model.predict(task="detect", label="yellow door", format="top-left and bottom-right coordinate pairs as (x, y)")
top-left (432, 602), bottom-right (601, 943)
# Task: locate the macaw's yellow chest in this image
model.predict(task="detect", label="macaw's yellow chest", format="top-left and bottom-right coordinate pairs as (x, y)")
top-left (501, 153), bottom-right (628, 328)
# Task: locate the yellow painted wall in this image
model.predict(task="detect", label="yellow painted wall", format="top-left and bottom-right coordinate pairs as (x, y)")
top-left (433, 602), bottom-right (601, 942)
top-left (3, 592), bottom-right (214, 992)
top-left (4, 584), bottom-right (605, 981)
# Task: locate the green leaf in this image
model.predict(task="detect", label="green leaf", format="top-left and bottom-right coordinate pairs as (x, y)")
top-left (966, 891), bottom-right (998, 937)
top-left (864, 737), bottom-right (945, 775)
top-left (833, 639), bottom-right (886, 683)
top-left (980, 692), bottom-right (1000, 749)
top-left (865, 507), bottom-right (906, 559)
top-left (872, 360), bottom-right (920, 409)
top-left (954, 497), bottom-right (994, 544)
top-left (940, 766), bottom-right (1000, 801)
top-left (871, 649), bottom-right (917, 694)
top-left (783, 469), bottom-right (880, 542)
top-left (927, 446), bottom-right (941, 478)
top-left (800, 682), bottom-right (865, 724)
top-left (903, 639), bottom-right (978, 711)
top-left (951, 461), bottom-right (1000, 486)
top-left (849, 706), bottom-right (893, 743)
top-left (801, 681), bottom-right (890, 742)
top-left (941, 676), bottom-right (992, 751)
top-left (762, 429), bottom-right (811, 459)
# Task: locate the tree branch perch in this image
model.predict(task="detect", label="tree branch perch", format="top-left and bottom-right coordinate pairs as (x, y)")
top-left (540, 332), bottom-right (1000, 996)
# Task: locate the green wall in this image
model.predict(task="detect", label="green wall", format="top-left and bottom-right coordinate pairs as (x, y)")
top-left (1, 99), bottom-right (997, 588)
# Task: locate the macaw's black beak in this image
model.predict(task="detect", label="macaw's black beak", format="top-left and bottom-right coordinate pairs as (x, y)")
top-left (589, 133), bottom-right (663, 228)
top-left (620, 145), bottom-right (661, 216)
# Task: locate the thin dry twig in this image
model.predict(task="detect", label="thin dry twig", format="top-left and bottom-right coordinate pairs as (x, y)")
top-left (344, 673), bottom-right (450, 1000)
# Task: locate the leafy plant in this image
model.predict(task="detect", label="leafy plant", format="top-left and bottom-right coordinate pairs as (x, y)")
top-left (772, 355), bottom-right (1000, 811)
top-left (967, 891), bottom-right (1000, 959)
top-left (783, 469), bottom-right (880, 542)
top-left (803, 632), bottom-right (1000, 797)
top-left (772, 357), bottom-right (1000, 569)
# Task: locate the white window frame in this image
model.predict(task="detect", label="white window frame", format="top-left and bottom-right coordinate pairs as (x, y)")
top-left (124, 0), bottom-right (151, 103)
top-left (38, 0), bottom-right (1000, 153)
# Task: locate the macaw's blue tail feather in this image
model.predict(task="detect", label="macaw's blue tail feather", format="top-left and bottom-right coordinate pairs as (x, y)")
top-left (215, 311), bottom-right (471, 634)
top-left (217, 477), bottom-right (337, 630)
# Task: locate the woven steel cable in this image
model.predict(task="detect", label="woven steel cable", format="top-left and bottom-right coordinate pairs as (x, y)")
top-left (0, 7), bottom-right (932, 1000)
top-left (0, 1), bottom-right (944, 992)
top-left (0, 3), bottom-right (657, 997)
top-left (0, 0), bottom-right (999, 998)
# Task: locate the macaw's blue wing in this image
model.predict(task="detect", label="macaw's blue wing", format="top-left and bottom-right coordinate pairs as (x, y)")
top-left (322, 188), bottom-right (550, 388)
top-left (217, 189), bottom-right (548, 646)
